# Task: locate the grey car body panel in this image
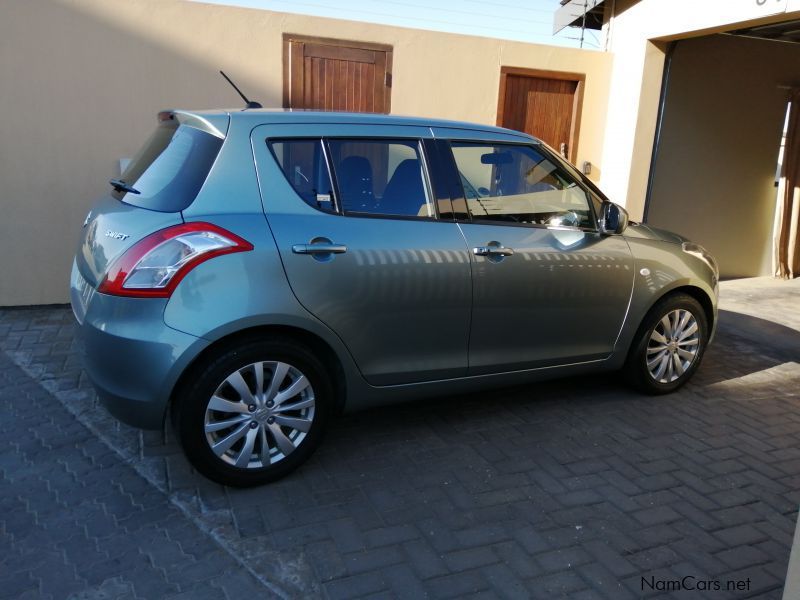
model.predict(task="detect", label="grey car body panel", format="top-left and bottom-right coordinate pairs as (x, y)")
top-left (208, 109), bottom-right (530, 136)
top-left (346, 233), bottom-right (717, 411)
top-left (459, 223), bottom-right (635, 372)
top-left (165, 122), bottom-right (372, 400)
top-left (182, 116), bottom-right (258, 218)
top-left (433, 126), bottom-right (635, 372)
top-left (251, 123), bottom-right (472, 385)
top-left (430, 126), bottom-right (534, 144)
top-left (161, 213), bottom-right (364, 382)
top-left (70, 109), bottom-right (720, 427)
top-left (433, 127), bottom-right (633, 375)
top-left (624, 222), bottom-right (687, 244)
top-left (71, 261), bottom-right (209, 429)
top-left (612, 231), bottom-right (720, 363)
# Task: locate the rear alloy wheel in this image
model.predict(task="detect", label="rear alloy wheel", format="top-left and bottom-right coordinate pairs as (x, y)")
top-left (625, 293), bottom-right (708, 394)
top-left (204, 361), bottom-right (315, 469)
top-left (176, 339), bottom-right (330, 486)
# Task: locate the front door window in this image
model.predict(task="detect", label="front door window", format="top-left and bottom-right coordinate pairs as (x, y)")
top-left (451, 142), bottom-right (595, 229)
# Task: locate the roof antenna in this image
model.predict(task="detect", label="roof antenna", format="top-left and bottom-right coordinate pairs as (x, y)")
top-left (219, 70), bottom-right (262, 109)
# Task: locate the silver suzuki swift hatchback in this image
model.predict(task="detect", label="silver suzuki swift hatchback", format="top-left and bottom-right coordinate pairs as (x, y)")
top-left (70, 109), bottom-right (719, 486)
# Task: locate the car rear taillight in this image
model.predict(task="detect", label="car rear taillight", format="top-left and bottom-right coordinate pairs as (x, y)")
top-left (98, 223), bottom-right (253, 298)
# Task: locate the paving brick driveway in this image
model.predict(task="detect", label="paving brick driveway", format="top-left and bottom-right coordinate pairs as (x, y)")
top-left (1, 277), bottom-right (799, 599)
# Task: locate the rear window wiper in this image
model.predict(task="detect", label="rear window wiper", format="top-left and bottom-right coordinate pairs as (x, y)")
top-left (109, 178), bottom-right (140, 195)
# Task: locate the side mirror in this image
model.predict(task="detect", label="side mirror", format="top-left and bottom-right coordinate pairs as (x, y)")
top-left (599, 202), bottom-right (629, 235)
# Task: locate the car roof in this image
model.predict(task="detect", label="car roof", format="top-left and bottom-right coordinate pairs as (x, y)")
top-left (172, 108), bottom-right (536, 140)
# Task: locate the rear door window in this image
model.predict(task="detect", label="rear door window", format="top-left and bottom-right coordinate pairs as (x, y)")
top-left (114, 121), bottom-right (223, 212)
top-left (327, 139), bottom-right (433, 218)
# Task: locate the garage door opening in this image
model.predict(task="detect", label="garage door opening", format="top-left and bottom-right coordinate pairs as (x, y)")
top-left (644, 32), bottom-right (800, 279)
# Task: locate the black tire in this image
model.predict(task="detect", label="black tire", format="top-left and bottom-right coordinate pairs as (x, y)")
top-left (174, 336), bottom-right (331, 487)
top-left (624, 292), bottom-right (709, 395)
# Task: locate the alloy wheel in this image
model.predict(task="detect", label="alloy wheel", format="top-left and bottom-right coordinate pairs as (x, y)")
top-left (646, 309), bottom-right (700, 384)
top-left (203, 361), bottom-right (316, 468)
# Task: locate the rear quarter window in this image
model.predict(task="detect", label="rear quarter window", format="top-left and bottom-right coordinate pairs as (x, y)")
top-left (114, 121), bottom-right (223, 212)
top-left (268, 139), bottom-right (337, 213)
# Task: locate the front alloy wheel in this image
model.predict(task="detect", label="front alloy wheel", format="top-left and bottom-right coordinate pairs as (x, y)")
top-left (176, 338), bottom-right (331, 487)
top-left (625, 293), bottom-right (708, 394)
top-left (645, 309), bottom-right (700, 384)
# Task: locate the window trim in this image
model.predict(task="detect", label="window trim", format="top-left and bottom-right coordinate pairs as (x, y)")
top-left (319, 138), bottom-right (340, 213)
top-left (421, 139), bottom-right (459, 221)
top-left (444, 139), bottom-right (601, 233)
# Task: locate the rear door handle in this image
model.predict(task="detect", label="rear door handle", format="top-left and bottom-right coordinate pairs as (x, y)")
top-left (473, 246), bottom-right (514, 257)
top-left (292, 243), bottom-right (347, 255)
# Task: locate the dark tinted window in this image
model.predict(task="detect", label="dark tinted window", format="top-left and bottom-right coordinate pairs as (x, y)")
top-left (115, 121), bottom-right (223, 212)
top-left (451, 142), bottom-right (595, 229)
top-left (269, 139), bottom-right (337, 213)
top-left (327, 139), bottom-right (432, 218)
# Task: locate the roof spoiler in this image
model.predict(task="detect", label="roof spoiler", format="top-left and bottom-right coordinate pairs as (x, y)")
top-left (157, 110), bottom-right (228, 139)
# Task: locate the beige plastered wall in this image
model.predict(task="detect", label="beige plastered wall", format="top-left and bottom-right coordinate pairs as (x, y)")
top-left (600, 0), bottom-right (800, 219)
top-left (0, 0), bottom-right (612, 306)
top-left (646, 34), bottom-right (800, 278)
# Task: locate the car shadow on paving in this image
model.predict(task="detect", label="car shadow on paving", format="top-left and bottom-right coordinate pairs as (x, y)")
top-left (1, 303), bottom-right (798, 599)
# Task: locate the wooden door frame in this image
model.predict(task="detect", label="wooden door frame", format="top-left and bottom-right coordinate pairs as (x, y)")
top-left (282, 34), bottom-right (394, 112)
top-left (496, 67), bottom-right (585, 161)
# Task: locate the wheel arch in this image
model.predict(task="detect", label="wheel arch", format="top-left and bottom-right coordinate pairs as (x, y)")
top-left (620, 283), bottom-right (714, 394)
top-left (615, 282), bottom-right (716, 367)
top-left (635, 283), bottom-right (716, 346)
top-left (166, 324), bottom-right (348, 430)
top-left (654, 284), bottom-right (715, 332)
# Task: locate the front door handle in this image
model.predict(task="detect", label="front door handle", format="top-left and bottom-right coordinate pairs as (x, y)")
top-left (473, 245), bottom-right (514, 257)
top-left (292, 243), bottom-right (347, 255)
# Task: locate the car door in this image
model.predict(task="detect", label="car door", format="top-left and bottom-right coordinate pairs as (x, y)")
top-left (252, 123), bottom-right (472, 385)
top-left (431, 127), bottom-right (635, 375)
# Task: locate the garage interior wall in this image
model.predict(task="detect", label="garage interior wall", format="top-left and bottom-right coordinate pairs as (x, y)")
top-left (646, 34), bottom-right (800, 278)
top-left (0, 0), bottom-right (612, 306)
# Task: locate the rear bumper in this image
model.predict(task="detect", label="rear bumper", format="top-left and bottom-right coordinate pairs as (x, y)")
top-left (71, 263), bottom-right (209, 429)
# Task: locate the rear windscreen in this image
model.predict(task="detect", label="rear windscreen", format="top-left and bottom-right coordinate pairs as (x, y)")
top-left (113, 121), bottom-right (224, 212)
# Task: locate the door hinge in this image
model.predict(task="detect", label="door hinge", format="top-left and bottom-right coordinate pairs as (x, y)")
top-left (384, 72), bottom-right (392, 88)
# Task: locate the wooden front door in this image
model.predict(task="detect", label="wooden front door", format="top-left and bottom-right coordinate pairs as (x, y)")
top-left (283, 35), bottom-right (392, 113)
top-left (497, 67), bottom-right (584, 161)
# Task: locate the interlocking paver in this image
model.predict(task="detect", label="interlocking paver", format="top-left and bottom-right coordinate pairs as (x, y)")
top-left (323, 571), bottom-right (387, 599)
top-left (0, 351), bottom-right (279, 598)
top-left (1, 276), bottom-right (800, 598)
top-left (425, 570), bottom-right (490, 598)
